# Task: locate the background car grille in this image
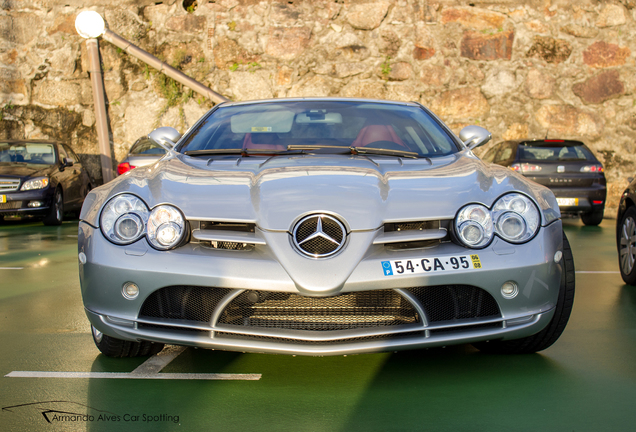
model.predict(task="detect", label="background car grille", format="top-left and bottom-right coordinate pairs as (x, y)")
top-left (139, 286), bottom-right (232, 322)
top-left (217, 290), bottom-right (419, 331)
top-left (0, 201), bottom-right (21, 210)
top-left (0, 179), bottom-right (20, 192)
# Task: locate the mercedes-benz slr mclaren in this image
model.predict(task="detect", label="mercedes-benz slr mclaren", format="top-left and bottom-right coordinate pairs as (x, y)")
top-left (78, 99), bottom-right (574, 357)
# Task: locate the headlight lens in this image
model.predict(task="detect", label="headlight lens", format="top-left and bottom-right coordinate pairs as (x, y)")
top-left (492, 193), bottom-right (539, 243)
top-left (100, 194), bottom-right (149, 245)
top-left (456, 204), bottom-right (493, 248)
top-left (455, 193), bottom-right (540, 248)
top-left (147, 205), bottom-right (186, 250)
top-left (21, 177), bottom-right (49, 191)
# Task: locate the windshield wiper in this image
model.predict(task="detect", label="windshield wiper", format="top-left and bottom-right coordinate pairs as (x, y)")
top-left (287, 144), bottom-right (351, 153)
top-left (184, 148), bottom-right (307, 157)
top-left (350, 146), bottom-right (420, 159)
top-left (184, 149), bottom-right (244, 156)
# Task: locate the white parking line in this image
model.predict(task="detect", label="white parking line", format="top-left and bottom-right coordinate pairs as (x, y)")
top-left (4, 371), bottom-right (261, 380)
top-left (0, 267), bottom-right (23, 270)
top-left (4, 345), bottom-right (262, 380)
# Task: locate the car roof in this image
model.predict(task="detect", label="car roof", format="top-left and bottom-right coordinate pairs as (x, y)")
top-left (0, 139), bottom-right (61, 145)
top-left (218, 97), bottom-right (422, 108)
top-left (502, 139), bottom-right (586, 147)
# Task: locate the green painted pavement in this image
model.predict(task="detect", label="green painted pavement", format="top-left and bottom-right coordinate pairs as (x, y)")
top-left (0, 218), bottom-right (635, 431)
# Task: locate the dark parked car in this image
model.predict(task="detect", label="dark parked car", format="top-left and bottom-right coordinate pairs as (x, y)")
top-left (117, 136), bottom-right (167, 175)
top-left (617, 178), bottom-right (636, 284)
top-left (482, 139), bottom-right (606, 226)
top-left (0, 140), bottom-right (92, 225)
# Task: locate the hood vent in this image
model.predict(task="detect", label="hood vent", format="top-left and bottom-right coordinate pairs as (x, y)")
top-left (190, 220), bottom-right (263, 250)
top-left (375, 220), bottom-right (450, 250)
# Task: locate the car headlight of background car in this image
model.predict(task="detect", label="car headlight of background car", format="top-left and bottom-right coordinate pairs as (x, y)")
top-left (99, 194), bottom-right (187, 250)
top-left (455, 193), bottom-right (540, 248)
top-left (20, 177), bottom-right (49, 191)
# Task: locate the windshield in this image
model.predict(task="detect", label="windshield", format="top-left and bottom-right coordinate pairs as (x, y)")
top-left (520, 142), bottom-right (596, 162)
top-left (178, 101), bottom-right (459, 158)
top-left (0, 142), bottom-right (57, 165)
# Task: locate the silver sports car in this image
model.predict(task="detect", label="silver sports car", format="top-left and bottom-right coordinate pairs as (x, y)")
top-left (78, 98), bottom-right (574, 357)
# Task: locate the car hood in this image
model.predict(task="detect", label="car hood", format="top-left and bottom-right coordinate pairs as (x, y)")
top-left (0, 163), bottom-right (54, 178)
top-left (82, 152), bottom-right (559, 231)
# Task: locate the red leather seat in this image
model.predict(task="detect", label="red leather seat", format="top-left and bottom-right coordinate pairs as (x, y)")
top-left (351, 125), bottom-right (406, 148)
top-left (243, 133), bottom-right (285, 151)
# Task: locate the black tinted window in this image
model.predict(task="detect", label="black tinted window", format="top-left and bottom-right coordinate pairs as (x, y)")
top-left (130, 138), bottom-right (167, 155)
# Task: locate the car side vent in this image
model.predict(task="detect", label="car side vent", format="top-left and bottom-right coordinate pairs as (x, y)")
top-left (190, 220), bottom-right (262, 250)
top-left (377, 220), bottom-right (450, 250)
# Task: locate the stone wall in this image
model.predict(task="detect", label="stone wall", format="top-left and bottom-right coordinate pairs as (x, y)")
top-left (1, 0), bottom-right (636, 216)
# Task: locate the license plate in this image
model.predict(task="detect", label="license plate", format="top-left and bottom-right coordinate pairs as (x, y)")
top-left (381, 254), bottom-right (482, 276)
top-left (0, 195), bottom-right (5, 204)
top-left (556, 197), bottom-right (578, 206)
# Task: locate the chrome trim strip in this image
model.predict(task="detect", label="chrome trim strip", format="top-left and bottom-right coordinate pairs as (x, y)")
top-left (210, 289), bottom-right (245, 328)
top-left (191, 229), bottom-right (266, 245)
top-left (373, 229), bottom-right (447, 244)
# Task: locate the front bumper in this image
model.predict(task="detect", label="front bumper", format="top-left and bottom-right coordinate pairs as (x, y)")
top-left (0, 189), bottom-right (52, 215)
top-left (79, 220), bottom-right (564, 355)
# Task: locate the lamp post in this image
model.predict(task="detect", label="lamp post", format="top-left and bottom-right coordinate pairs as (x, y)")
top-left (75, 11), bottom-right (114, 184)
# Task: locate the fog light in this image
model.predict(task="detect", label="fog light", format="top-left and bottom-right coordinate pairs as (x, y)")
top-left (28, 201), bottom-right (43, 208)
top-left (122, 282), bottom-right (139, 300)
top-left (501, 281), bottom-right (518, 299)
top-left (554, 250), bottom-right (563, 263)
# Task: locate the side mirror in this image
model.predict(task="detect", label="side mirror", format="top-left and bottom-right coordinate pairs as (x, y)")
top-left (63, 157), bottom-right (74, 167)
top-left (148, 127), bottom-right (182, 152)
top-left (459, 125), bottom-right (492, 150)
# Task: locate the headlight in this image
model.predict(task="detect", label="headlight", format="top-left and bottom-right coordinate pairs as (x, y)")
top-left (146, 205), bottom-right (186, 250)
top-left (492, 193), bottom-right (540, 243)
top-left (455, 193), bottom-right (540, 248)
top-left (100, 194), bottom-right (149, 245)
top-left (21, 177), bottom-right (49, 191)
top-left (455, 204), bottom-right (493, 248)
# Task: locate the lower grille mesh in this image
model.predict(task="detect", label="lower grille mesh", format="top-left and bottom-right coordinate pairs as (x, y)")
top-left (218, 290), bottom-right (419, 331)
top-left (139, 286), bottom-right (231, 322)
top-left (407, 285), bottom-right (500, 322)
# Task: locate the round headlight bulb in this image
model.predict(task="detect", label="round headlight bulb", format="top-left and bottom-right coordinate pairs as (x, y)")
top-left (147, 205), bottom-right (186, 250)
top-left (496, 212), bottom-right (527, 241)
top-left (156, 222), bottom-right (181, 246)
top-left (114, 214), bottom-right (144, 242)
top-left (459, 221), bottom-right (484, 245)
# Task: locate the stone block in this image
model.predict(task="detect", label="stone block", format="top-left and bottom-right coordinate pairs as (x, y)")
top-left (0, 13), bottom-right (43, 45)
top-left (214, 38), bottom-right (256, 69)
top-left (573, 70), bottom-right (624, 104)
top-left (461, 31), bottom-right (514, 61)
top-left (413, 47), bottom-right (435, 61)
top-left (345, 1), bottom-right (390, 30)
top-left (526, 36), bottom-right (572, 64)
top-left (502, 123), bottom-right (529, 140)
top-left (596, 4), bottom-right (627, 27)
top-left (32, 80), bottom-right (81, 107)
top-left (265, 27), bottom-right (311, 60)
top-left (442, 7), bottom-right (506, 31)
top-left (583, 41), bottom-right (630, 68)
top-left (289, 75), bottom-right (334, 97)
top-left (525, 69), bottom-right (555, 99)
top-left (535, 105), bottom-right (603, 138)
top-left (481, 70), bottom-right (517, 98)
top-left (339, 81), bottom-right (386, 99)
top-left (388, 62), bottom-right (413, 81)
top-left (276, 66), bottom-right (294, 87)
top-left (561, 24), bottom-right (598, 38)
top-left (335, 62), bottom-right (369, 79)
top-left (385, 84), bottom-right (420, 102)
top-left (229, 71), bottom-right (273, 101)
top-left (166, 15), bottom-right (207, 33)
top-left (47, 14), bottom-right (77, 35)
top-left (429, 87), bottom-right (490, 120)
top-left (420, 66), bottom-right (450, 88)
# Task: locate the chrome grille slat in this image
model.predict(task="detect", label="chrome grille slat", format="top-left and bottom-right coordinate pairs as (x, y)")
top-left (0, 179), bottom-right (20, 192)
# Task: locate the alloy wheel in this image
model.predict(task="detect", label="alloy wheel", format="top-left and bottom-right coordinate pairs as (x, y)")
top-left (620, 216), bottom-right (636, 275)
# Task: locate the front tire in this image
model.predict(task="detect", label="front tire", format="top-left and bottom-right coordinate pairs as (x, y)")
top-left (43, 188), bottom-right (63, 226)
top-left (618, 206), bottom-right (636, 285)
top-left (581, 208), bottom-right (604, 226)
top-left (473, 231), bottom-right (575, 354)
top-left (91, 325), bottom-right (165, 358)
